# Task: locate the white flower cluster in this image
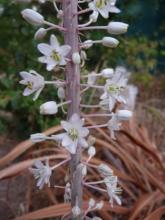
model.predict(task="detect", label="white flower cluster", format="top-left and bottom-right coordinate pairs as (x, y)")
top-left (16, 0), bottom-right (136, 217)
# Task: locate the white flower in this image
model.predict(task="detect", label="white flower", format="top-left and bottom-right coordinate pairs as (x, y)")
top-left (104, 176), bottom-right (122, 207)
top-left (72, 205), bottom-right (81, 217)
top-left (82, 40), bottom-right (93, 49)
top-left (29, 159), bottom-right (52, 189)
top-left (64, 182), bottom-right (71, 203)
top-left (72, 52), bottom-right (81, 64)
top-left (21, 9), bottom-right (44, 25)
top-left (101, 68), bottom-right (114, 78)
top-left (102, 36), bottom-right (119, 48)
top-left (79, 164), bottom-right (87, 177)
top-left (34, 28), bottom-right (47, 40)
top-left (52, 113), bottom-right (89, 154)
top-left (89, 0), bottom-right (120, 21)
top-left (57, 87), bottom-right (65, 100)
top-left (38, 34), bottom-right (71, 71)
top-left (107, 22), bottom-right (129, 35)
top-left (40, 101), bottom-right (58, 115)
top-left (88, 146), bottom-right (96, 157)
top-left (19, 70), bottom-right (45, 100)
top-left (88, 198), bottom-right (96, 208)
top-left (100, 68), bottom-right (128, 111)
top-left (115, 110), bottom-right (132, 120)
top-left (30, 133), bottom-right (47, 143)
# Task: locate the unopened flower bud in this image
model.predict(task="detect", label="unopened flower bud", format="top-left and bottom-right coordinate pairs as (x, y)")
top-left (78, 164), bottom-right (87, 177)
top-left (82, 40), bottom-right (93, 49)
top-left (72, 205), bottom-right (81, 217)
top-left (57, 10), bottom-right (63, 19)
top-left (116, 110), bottom-right (132, 120)
top-left (95, 201), bottom-right (104, 210)
top-left (57, 87), bottom-right (65, 99)
top-left (88, 198), bottom-right (96, 208)
top-left (34, 28), bottom-right (47, 40)
top-left (88, 146), bottom-right (96, 157)
top-left (107, 22), bottom-right (129, 35)
top-left (102, 37), bottom-right (119, 48)
top-left (101, 68), bottom-right (114, 78)
top-left (21, 9), bottom-right (44, 26)
top-left (40, 101), bottom-right (58, 115)
top-left (72, 52), bottom-right (81, 64)
top-left (87, 135), bottom-right (96, 146)
top-left (30, 133), bottom-right (47, 143)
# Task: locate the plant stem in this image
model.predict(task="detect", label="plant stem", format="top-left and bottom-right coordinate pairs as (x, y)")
top-left (62, 1), bottom-right (83, 219)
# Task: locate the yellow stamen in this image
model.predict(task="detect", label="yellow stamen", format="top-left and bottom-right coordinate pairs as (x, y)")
top-left (96, 0), bottom-right (106, 9)
top-left (69, 128), bottom-right (78, 141)
top-left (51, 51), bottom-right (61, 62)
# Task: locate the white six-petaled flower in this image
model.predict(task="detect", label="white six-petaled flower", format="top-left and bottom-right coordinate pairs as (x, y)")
top-left (38, 34), bottom-right (71, 71)
top-left (100, 67), bottom-right (128, 111)
top-left (19, 70), bottom-right (45, 100)
top-left (89, 0), bottom-right (120, 22)
top-left (104, 176), bottom-right (122, 207)
top-left (52, 113), bottom-right (89, 154)
top-left (29, 159), bottom-right (52, 189)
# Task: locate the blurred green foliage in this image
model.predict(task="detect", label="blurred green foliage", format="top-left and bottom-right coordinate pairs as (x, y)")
top-left (0, 0), bottom-right (164, 138)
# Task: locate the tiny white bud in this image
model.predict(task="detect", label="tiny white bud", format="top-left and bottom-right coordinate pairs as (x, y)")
top-left (88, 146), bottom-right (96, 157)
top-left (30, 133), bottom-right (47, 143)
top-left (57, 87), bottom-right (65, 99)
top-left (107, 22), bottom-right (129, 35)
top-left (79, 164), bottom-right (87, 177)
top-left (102, 37), bottom-right (119, 48)
top-left (72, 52), bottom-right (81, 64)
top-left (40, 101), bottom-right (58, 115)
top-left (21, 9), bottom-right (44, 26)
top-left (82, 40), bottom-right (93, 49)
top-left (34, 28), bottom-right (47, 40)
top-left (101, 68), bottom-right (114, 78)
top-left (116, 110), bottom-right (133, 120)
top-left (87, 135), bottom-right (96, 146)
top-left (88, 198), bottom-right (96, 208)
top-left (57, 10), bottom-right (63, 19)
top-left (72, 205), bottom-right (81, 217)
top-left (95, 201), bottom-right (104, 210)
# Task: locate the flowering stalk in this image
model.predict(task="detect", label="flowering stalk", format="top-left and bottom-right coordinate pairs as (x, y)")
top-left (17, 0), bottom-right (136, 219)
top-left (62, 0), bottom-right (83, 217)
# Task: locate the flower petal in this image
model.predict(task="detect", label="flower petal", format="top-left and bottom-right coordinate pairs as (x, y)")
top-left (50, 34), bottom-right (60, 49)
top-left (59, 45), bottom-right (71, 57)
top-left (37, 43), bottom-right (52, 56)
